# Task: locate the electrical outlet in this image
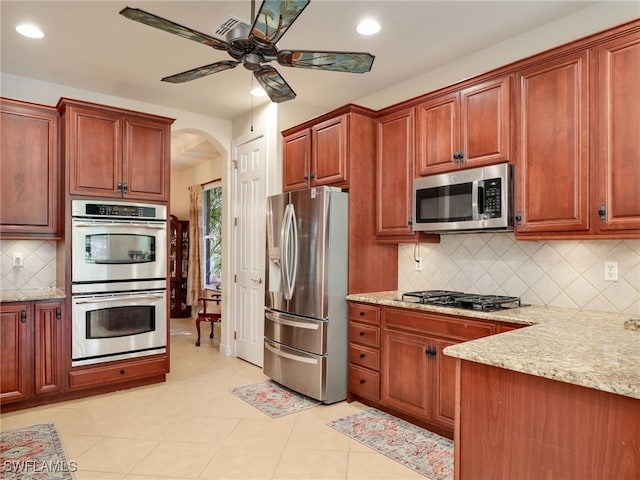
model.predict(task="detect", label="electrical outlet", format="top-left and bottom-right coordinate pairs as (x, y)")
top-left (604, 261), bottom-right (618, 281)
top-left (415, 257), bottom-right (423, 271)
top-left (12, 252), bottom-right (24, 267)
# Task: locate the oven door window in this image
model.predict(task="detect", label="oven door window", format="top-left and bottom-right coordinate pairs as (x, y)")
top-left (86, 305), bottom-right (155, 339)
top-left (85, 233), bottom-right (156, 264)
top-left (416, 183), bottom-right (473, 223)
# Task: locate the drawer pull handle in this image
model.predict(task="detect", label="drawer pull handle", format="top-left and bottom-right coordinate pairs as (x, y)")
top-left (359, 353), bottom-right (365, 359)
top-left (359, 379), bottom-right (366, 384)
top-left (359, 331), bottom-right (365, 336)
top-left (359, 311), bottom-right (365, 316)
top-left (120, 369), bottom-right (125, 375)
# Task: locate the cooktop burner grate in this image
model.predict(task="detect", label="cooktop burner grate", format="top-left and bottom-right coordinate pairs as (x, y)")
top-left (401, 290), bottom-right (523, 311)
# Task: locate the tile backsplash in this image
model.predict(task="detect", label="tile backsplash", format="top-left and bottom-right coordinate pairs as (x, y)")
top-left (399, 234), bottom-right (640, 315)
top-left (0, 240), bottom-right (57, 290)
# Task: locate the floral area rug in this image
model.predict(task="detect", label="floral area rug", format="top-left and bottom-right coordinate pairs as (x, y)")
top-left (230, 380), bottom-right (320, 418)
top-left (327, 408), bottom-right (453, 480)
top-left (0, 422), bottom-right (76, 480)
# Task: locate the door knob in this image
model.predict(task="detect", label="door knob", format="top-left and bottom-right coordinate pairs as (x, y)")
top-left (251, 278), bottom-right (263, 284)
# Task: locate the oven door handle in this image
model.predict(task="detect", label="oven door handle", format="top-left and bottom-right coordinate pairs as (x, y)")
top-left (73, 221), bottom-right (166, 229)
top-left (74, 293), bottom-right (165, 303)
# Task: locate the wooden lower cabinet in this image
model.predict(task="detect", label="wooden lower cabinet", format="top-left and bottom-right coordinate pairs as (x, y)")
top-left (348, 302), bottom-right (381, 402)
top-left (455, 360), bottom-right (640, 479)
top-left (0, 301), bottom-right (65, 406)
top-left (69, 355), bottom-right (167, 391)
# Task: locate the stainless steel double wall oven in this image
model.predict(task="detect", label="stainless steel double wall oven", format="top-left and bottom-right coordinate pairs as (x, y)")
top-left (70, 200), bottom-right (168, 366)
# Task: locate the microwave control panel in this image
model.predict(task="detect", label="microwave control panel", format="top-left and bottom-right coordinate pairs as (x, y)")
top-left (483, 178), bottom-right (501, 218)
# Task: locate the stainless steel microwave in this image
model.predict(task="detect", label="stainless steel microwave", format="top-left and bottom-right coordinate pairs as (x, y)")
top-left (412, 163), bottom-right (514, 233)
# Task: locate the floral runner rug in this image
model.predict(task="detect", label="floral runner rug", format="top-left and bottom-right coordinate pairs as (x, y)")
top-left (327, 408), bottom-right (454, 480)
top-left (1, 422), bottom-right (76, 480)
top-left (230, 380), bottom-right (321, 418)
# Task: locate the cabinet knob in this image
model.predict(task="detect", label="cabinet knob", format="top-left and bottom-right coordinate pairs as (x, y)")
top-left (359, 331), bottom-right (365, 336)
top-left (122, 182), bottom-right (128, 194)
top-left (21, 310), bottom-right (27, 323)
top-left (598, 203), bottom-right (606, 222)
top-left (303, 175), bottom-right (309, 181)
top-left (120, 369), bottom-right (126, 375)
top-left (310, 172), bottom-right (316, 179)
top-left (359, 311), bottom-right (365, 316)
top-left (359, 353), bottom-right (366, 359)
top-left (359, 379), bottom-right (366, 384)
top-left (117, 182), bottom-right (123, 193)
top-left (56, 307), bottom-right (61, 320)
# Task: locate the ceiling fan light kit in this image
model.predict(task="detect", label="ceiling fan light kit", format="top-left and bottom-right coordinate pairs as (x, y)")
top-left (119, 0), bottom-right (375, 103)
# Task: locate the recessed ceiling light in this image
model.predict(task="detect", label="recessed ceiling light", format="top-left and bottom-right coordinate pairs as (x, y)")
top-left (357, 19), bottom-right (380, 36)
top-left (16, 23), bottom-right (44, 39)
top-left (250, 87), bottom-right (267, 97)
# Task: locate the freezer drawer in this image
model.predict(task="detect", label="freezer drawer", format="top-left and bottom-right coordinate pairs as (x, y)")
top-left (265, 309), bottom-right (327, 355)
top-left (263, 339), bottom-right (326, 402)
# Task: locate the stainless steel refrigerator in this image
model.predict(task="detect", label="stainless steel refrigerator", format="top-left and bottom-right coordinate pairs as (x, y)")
top-left (263, 186), bottom-right (348, 404)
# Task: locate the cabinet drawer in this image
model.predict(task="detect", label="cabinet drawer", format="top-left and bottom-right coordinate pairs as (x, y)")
top-left (69, 356), bottom-right (167, 391)
top-left (383, 307), bottom-right (495, 341)
top-left (349, 343), bottom-right (380, 370)
top-left (349, 364), bottom-right (380, 401)
top-left (348, 302), bottom-right (380, 325)
top-left (349, 323), bottom-right (380, 348)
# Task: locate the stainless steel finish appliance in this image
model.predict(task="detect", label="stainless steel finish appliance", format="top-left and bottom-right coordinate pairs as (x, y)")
top-left (71, 279), bottom-right (167, 366)
top-left (263, 186), bottom-right (348, 404)
top-left (400, 290), bottom-right (524, 311)
top-left (70, 200), bottom-right (168, 366)
top-left (71, 200), bottom-right (167, 283)
top-left (413, 163), bottom-right (514, 233)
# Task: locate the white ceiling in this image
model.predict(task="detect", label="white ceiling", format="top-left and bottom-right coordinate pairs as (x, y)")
top-left (2, 0), bottom-right (608, 119)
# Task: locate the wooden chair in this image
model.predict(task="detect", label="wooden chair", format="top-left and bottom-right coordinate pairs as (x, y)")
top-left (195, 293), bottom-right (221, 346)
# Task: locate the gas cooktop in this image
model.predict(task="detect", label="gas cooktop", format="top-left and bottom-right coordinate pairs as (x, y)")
top-left (400, 290), bottom-right (524, 311)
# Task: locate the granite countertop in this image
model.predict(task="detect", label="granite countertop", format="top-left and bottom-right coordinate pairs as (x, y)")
top-left (1, 288), bottom-right (66, 303)
top-left (347, 291), bottom-right (640, 400)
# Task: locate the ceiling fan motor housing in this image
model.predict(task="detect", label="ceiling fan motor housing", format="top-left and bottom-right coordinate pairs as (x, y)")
top-left (243, 53), bottom-right (264, 71)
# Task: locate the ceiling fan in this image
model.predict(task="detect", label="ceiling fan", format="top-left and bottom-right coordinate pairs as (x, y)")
top-left (119, 0), bottom-right (375, 103)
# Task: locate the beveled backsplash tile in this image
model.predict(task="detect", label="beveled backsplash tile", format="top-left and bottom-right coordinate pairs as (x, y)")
top-left (0, 240), bottom-right (57, 290)
top-left (399, 234), bottom-right (640, 314)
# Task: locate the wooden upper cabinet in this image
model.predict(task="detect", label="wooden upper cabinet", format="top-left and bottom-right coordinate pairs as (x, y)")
top-left (283, 114), bottom-right (349, 191)
top-left (514, 51), bottom-right (590, 235)
top-left (57, 98), bottom-right (174, 201)
top-left (376, 107), bottom-right (417, 241)
top-left (594, 30), bottom-right (640, 233)
top-left (416, 75), bottom-right (511, 175)
top-left (283, 129), bottom-right (311, 191)
top-left (0, 98), bottom-right (60, 239)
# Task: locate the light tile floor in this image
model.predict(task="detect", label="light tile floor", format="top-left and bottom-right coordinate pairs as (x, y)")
top-left (1, 317), bottom-right (425, 480)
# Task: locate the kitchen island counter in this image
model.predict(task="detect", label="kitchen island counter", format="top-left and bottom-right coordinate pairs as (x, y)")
top-left (347, 291), bottom-right (639, 399)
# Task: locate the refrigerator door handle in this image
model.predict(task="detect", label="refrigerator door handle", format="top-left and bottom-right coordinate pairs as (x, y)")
top-left (289, 203), bottom-right (298, 296)
top-left (280, 204), bottom-right (292, 300)
top-left (281, 203), bottom-right (298, 301)
top-left (265, 340), bottom-right (319, 365)
top-left (265, 311), bottom-right (320, 330)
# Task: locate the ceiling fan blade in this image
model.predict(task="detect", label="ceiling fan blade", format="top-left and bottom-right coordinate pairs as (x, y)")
top-left (254, 66), bottom-right (296, 103)
top-left (277, 50), bottom-right (375, 73)
top-left (119, 6), bottom-right (230, 51)
top-left (162, 60), bottom-right (239, 83)
top-left (250, 0), bottom-right (310, 47)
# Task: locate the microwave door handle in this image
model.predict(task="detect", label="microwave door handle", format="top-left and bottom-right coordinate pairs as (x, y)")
top-left (472, 181), bottom-right (480, 220)
top-left (477, 184), bottom-right (485, 219)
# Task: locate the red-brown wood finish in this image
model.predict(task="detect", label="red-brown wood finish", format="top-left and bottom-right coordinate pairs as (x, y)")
top-left (0, 303), bottom-right (31, 404)
top-left (416, 75), bottom-right (511, 175)
top-left (33, 301), bottom-right (64, 396)
top-left (376, 107), bottom-right (418, 241)
top-left (169, 215), bottom-right (191, 318)
top-left (57, 98), bottom-right (173, 201)
top-left (515, 50), bottom-right (591, 234)
top-left (0, 98), bottom-right (60, 239)
top-left (312, 115), bottom-right (349, 186)
top-left (68, 355), bottom-right (167, 391)
top-left (282, 128), bottom-right (311, 191)
top-left (595, 30), bottom-right (640, 232)
top-left (455, 360), bottom-right (640, 480)
top-left (347, 302), bottom-right (381, 402)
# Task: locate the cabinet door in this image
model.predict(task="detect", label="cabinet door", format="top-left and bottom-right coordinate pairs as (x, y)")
top-left (68, 105), bottom-right (123, 198)
top-left (311, 114), bottom-right (349, 187)
top-left (33, 301), bottom-right (64, 396)
top-left (595, 31), bottom-right (640, 232)
top-left (416, 92), bottom-right (460, 175)
top-left (381, 328), bottom-right (430, 422)
top-left (0, 303), bottom-right (31, 403)
top-left (123, 115), bottom-right (170, 201)
top-left (283, 129), bottom-right (311, 191)
top-left (515, 51), bottom-right (590, 234)
top-left (376, 108), bottom-right (416, 240)
top-left (0, 99), bottom-right (59, 238)
top-left (432, 337), bottom-right (456, 430)
top-left (461, 76), bottom-right (511, 167)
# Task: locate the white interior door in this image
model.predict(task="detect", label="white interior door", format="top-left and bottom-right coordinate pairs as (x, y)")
top-left (233, 132), bottom-right (266, 366)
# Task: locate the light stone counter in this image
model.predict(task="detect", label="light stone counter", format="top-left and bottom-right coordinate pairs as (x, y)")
top-left (347, 291), bottom-right (640, 400)
top-left (1, 288), bottom-right (66, 303)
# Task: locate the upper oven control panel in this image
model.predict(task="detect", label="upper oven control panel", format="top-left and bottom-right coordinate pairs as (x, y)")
top-left (71, 200), bottom-right (167, 221)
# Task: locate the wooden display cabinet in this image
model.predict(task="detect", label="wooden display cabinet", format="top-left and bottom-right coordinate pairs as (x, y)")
top-left (170, 215), bottom-right (191, 318)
